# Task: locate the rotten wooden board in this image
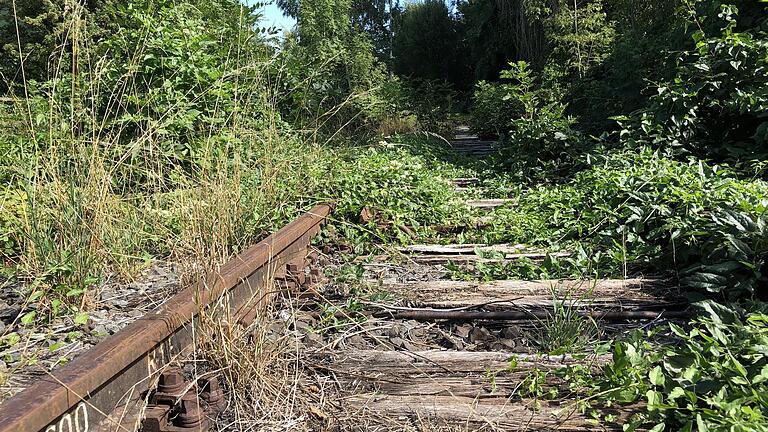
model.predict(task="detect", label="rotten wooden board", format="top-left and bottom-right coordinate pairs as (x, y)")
top-left (400, 251), bottom-right (571, 265)
top-left (450, 140), bottom-right (497, 147)
top-left (317, 350), bottom-right (628, 430)
top-left (318, 350), bottom-right (605, 375)
top-left (317, 351), bottom-right (604, 397)
top-left (380, 278), bottom-right (680, 310)
top-left (343, 394), bottom-right (629, 430)
top-left (456, 150), bottom-right (497, 156)
top-left (452, 134), bottom-right (481, 140)
top-left (399, 243), bottom-right (529, 255)
top-left (465, 198), bottom-right (515, 209)
top-left (357, 251), bottom-right (570, 266)
top-left (451, 178), bottom-right (480, 186)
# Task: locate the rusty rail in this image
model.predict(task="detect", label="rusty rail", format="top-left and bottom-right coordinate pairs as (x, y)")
top-left (0, 204), bottom-right (332, 432)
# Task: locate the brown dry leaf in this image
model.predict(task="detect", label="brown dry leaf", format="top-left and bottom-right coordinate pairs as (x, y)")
top-left (359, 206), bottom-right (375, 223)
top-left (308, 404), bottom-right (328, 420)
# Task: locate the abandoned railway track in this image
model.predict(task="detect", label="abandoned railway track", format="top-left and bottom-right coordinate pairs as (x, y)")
top-left (0, 204), bottom-right (332, 432)
top-left (0, 131), bottom-right (691, 432)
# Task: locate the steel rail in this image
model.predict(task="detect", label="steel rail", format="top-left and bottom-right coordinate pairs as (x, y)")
top-left (0, 203), bottom-right (332, 432)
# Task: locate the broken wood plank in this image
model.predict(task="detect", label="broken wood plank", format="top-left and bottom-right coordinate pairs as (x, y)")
top-left (465, 198), bottom-right (514, 209)
top-left (370, 308), bottom-right (690, 321)
top-left (451, 134), bottom-right (481, 140)
top-left (357, 252), bottom-right (569, 266)
top-left (456, 150), bottom-right (496, 155)
top-left (450, 140), bottom-right (497, 146)
top-left (390, 297), bottom-right (680, 311)
top-left (317, 350), bottom-right (628, 430)
top-left (376, 278), bottom-right (682, 313)
top-left (451, 177), bottom-right (480, 186)
top-left (382, 279), bottom-right (676, 303)
top-left (403, 251), bottom-right (570, 265)
top-left (344, 394), bottom-right (628, 430)
top-left (399, 243), bottom-right (528, 255)
top-left (318, 350), bottom-right (606, 374)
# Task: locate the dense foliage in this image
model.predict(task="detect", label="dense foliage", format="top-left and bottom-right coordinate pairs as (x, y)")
top-left (391, 0), bottom-right (469, 88)
top-left (619, 2), bottom-right (768, 162)
top-left (3, 1), bottom-right (768, 429)
top-left (480, 150), bottom-right (768, 298)
top-left (518, 302), bottom-right (768, 431)
top-left (0, 0), bottom-right (366, 322)
top-left (471, 61), bottom-right (578, 162)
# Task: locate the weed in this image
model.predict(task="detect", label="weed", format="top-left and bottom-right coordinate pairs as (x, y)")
top-left (534, 287), bottom-right (599, 355)
top-left (516, 302), bottom-right (768, 431)
top-left (327, 262), bottom-right (365, 284)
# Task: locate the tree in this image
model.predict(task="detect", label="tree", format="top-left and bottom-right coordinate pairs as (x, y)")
top-left (457, 0), bottom-right (551, 82)
top-left (351, 0), bottom-right (392, 61)
top-left (392, 0), bottom-right (470, 89)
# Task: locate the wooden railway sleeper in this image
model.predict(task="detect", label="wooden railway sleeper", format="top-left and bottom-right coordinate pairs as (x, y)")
top-left (141, 368), bottom-right (225, 432)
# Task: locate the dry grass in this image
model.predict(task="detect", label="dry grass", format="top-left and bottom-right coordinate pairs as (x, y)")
top-left (0, 0), bottom-right (336, 316)
top-left (193, 279), bottom-right (333, 432)
top-left (0, 5), bottom-right (471, 431)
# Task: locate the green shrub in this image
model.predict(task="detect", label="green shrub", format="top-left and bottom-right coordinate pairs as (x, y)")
top-left (325, 136), bottom-right (471, 245)
top-left (618, 2), bottom-right (768, 163)
top-left (275, 0), bottom-right (395, 139)
top-left (469, 80), bottom-right (519, 138)
top-left (0, 189), bottom-right (25, 256)
top-left (470, 62), bottom-right (580, 161)
top-left (400, 78), bottom-right (458, 136)
top-left (521, 302), bottom-right (768, 431)
top-left (486, 149), bottom-right (768, 298)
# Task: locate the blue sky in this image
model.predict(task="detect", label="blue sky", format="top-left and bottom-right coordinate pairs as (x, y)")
top-left (258, 2), bottom-right (296, 30)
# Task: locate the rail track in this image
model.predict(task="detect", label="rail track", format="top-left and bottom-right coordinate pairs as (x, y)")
top-left (0, 204), bottom-right (332, 432)
top-left (279, 131), bottom-right (688, 430)
top-left (0, 129), bottom-right (690, 431)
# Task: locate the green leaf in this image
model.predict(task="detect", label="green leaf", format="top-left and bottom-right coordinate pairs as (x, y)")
top-left (20, 311), bottom-right (37, 325)
top-left (1, 333), bottom-right (20, 347)
top-left (649, 366), bottom-right (665, 386)
top-left (28, 290), bottom-right (44, 302)
top-left (74, 312), bottom-right (89, 326)
top-left (682, 272), bottom-right (727, 289)
top-left (669, 386), bottom-right (685, 399)
top-left (696, 414), bottom-right (709, 432)
top-left (729, 354), bottom-right (748, 379)
top-left (646, 390), bottom-right (662, 410)
top-left (753, 364), bottom-right (768, 383)
top-left (669, 323), bottom-right (687, 338)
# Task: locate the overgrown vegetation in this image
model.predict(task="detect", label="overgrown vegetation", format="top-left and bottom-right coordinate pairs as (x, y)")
top-left (3, 0), bottom-right (768, 429)
top-left (514, 301), bottom-right (768, 431)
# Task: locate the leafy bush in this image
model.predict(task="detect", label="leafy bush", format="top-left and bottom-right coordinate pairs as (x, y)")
top-left (325, 136), bottom-right (471, 245)
top-left (469, 79), bottom-right (519, 139)
top-left (484, 149), bottom-right (768, 298)
top-left (102, 3), bottom-right (242, 139)
top-left (619, 2), bottom-right (768, 162)
top-left (681, 211), bottom-right (768, 299)
top-left (470, 62), bottom-right (580, 160)
top-left (276, 0), bottom-right (393, 139)
top-left (0, 0), bottom-right (343, 317)
top-left (391, 0), bottom-right (469, 89)
top-left (0, 189), bottom-right (25, 256)
top-left (400, 79), bottom-right (459, 136)
top-left (546, 302), bottom-right (768, 431)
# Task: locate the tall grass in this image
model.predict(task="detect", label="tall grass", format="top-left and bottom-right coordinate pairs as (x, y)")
top-left (0, 2), bottom-right (334, 317)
